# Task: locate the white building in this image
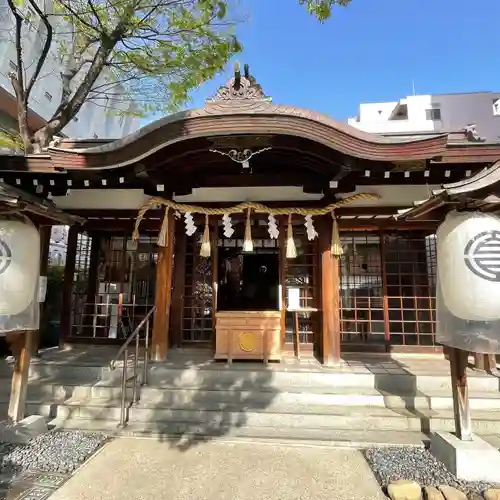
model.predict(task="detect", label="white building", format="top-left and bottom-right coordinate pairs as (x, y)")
top-left (0, 0), bottom-right (140, 141)
top-left (348, 91), bottom-right (500, 141)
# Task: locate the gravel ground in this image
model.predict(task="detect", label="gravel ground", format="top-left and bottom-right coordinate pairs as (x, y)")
top-left (0, 430), bottom-right (109, 477)
top-left (364, 447), bottom-right (500, 497)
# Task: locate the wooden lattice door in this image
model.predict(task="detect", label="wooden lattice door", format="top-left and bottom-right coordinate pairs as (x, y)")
top-left (181, 237), bottom-right (214, 344)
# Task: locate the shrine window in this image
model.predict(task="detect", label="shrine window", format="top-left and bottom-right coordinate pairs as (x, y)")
top-left (340, 230), bottom-right (437, 349)
top-left (284, 225), bottom-right (318, 347)
top-left (69, 234), bottom-right (157, 340)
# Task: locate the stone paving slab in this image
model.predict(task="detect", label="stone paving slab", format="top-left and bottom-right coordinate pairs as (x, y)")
top-left (47, 438), bottom-right (386, 500)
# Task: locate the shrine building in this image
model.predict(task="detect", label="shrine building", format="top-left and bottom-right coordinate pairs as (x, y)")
top-left (2, 66), bottom-right (500, 365)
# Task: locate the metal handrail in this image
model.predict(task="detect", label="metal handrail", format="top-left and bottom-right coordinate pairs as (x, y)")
top-left (110, 306), bottom-right (156, 428)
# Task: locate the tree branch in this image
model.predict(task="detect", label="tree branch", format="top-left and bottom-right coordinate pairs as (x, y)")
top-left (6, 0), bottom-right (24, 98)
top-left (48, 30), bottom-right (121, 128)
top-left (55, 0), bottom-right (100, 32)
top-left (87, 0), bottom-right (104, 30)
top-left (5, 0), bottom-right (32, 151)
top-left (24, 0), bottom-right (53, 103)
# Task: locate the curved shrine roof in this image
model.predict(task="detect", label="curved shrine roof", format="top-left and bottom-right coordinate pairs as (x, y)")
top-left (48, 102), bottom-right (448, 170)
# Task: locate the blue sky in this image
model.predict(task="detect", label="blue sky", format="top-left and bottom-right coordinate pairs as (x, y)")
top-left (146, 0), bottom-right (500, 124)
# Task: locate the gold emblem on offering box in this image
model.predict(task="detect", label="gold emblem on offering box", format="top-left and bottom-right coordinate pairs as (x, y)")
top-left (239, 332), bottom-right (257, 352)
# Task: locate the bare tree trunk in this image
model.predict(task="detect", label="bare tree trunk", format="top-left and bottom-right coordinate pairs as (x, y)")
top-left (17, 104), bottom-right (32, 153)
top-left (32, 125), bottom-right (57, 152)
top-left (10, 77), bottom-right (33, 153)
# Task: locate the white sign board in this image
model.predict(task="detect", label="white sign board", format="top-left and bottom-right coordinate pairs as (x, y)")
top-left (287, 287), bottom-right (301, 310)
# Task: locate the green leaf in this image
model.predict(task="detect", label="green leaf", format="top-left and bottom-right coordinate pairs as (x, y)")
top-left (0, 131), bottom-right (24, 152)
top-left (299, 0), bottom-right (352, 21)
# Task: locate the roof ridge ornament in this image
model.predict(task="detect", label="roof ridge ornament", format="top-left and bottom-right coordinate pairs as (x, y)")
top-left (206, 63), bottom-right (271, 103)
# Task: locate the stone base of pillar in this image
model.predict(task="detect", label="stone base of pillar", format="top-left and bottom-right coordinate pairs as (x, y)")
top-left (431, 431), bottom-right (500, 483)
top-left (0, 415), bottom-right (48, 444)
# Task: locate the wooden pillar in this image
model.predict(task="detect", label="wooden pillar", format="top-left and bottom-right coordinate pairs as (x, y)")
top-left (6, 331), bottom-right (32, 422)
top-left (318, 215), bottom-right (341, 365)
top-left (170, 227), bottom-right (186, 349)
top-left (279, 216), bottom-right (287, 347)
top-left (210, 222), bottom-right (218, 351)
top-left (32, 225), bottom-right (52, 356)
top-left (152, 211), bottom-right (175, 361)
top-left (60, 225), bottom-right (79, 346)
top-left (449, 347), bottom-right (473, 441)
top-left (473, 352), bottom-right (497, 373)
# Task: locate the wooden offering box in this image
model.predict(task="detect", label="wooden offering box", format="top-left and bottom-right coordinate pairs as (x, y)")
top-left (214, 311), bottom-right (281, 363)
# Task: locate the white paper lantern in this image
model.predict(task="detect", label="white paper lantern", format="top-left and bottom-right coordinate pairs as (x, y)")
top-left (437, 211), bottom-right (500, 321)
top-left (0, 219), bottom-right (40, 316)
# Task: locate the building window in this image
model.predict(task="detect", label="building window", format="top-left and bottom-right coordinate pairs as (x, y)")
top-left (44, 91), bottom-right (52, 101)
top-left (9, 60), bottom-right (17, 71)
top-left (493, 99), bottom-right (500, 116)
top-left (425, 106), bottom-right (441, 121)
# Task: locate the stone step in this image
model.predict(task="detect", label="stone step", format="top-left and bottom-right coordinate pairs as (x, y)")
top-left (51, 420), bottom-right (432, 447)
top-left (4, 382), bottom-right (500, 411)
top-left (2, 361), bottom-right (499, 394)
top-left (14, 400), bottom-right (500, 434)
top-left (49, 419), bottom-right (500, 451)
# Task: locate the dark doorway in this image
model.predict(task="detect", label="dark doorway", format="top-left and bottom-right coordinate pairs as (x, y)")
top-left (218, 250), bottom-right (279, 311)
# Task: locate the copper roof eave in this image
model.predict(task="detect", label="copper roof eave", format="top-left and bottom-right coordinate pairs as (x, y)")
top-left (0, 182), bottom-right (84, 225)
top-left (395, 196), bottom-right (448, 221)
top-left (435, 161), bottom-right (500, 196)
top-left (395, 160), bottom-right (500, 221)
top-left (46, 103), bottom-right (449, 170)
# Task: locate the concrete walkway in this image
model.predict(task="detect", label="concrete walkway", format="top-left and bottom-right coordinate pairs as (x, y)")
top-left (49, 438), bottom-right (386, 500)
